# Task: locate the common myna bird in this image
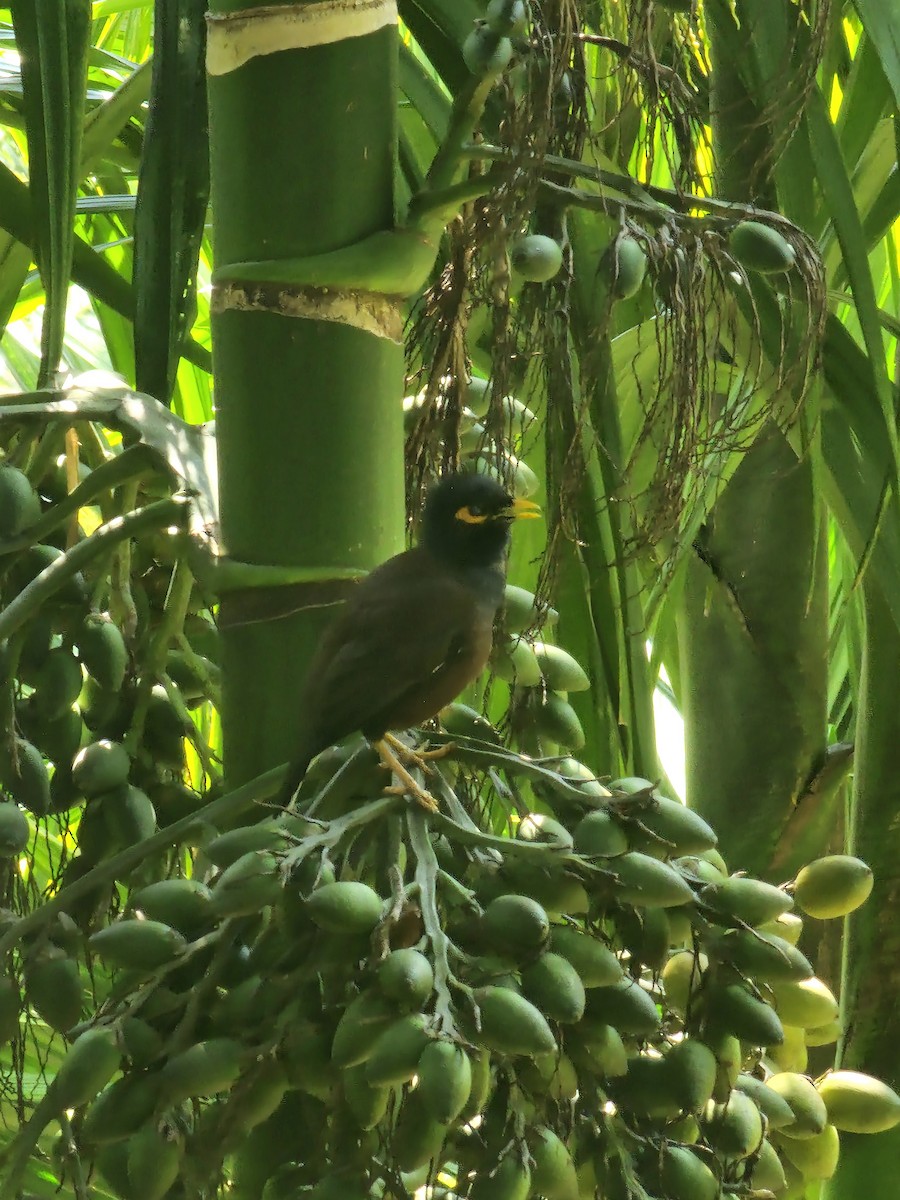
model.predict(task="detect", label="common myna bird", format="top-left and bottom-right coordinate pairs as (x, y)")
top-left (282, 472), bottom-right (540, 809)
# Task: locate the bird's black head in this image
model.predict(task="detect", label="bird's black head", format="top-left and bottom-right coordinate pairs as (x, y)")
top-left (420, 472), bottom-right (540, 570)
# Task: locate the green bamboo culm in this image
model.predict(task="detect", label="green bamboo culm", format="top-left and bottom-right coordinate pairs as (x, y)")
top-left (206, 0), bottom-right (405, 797)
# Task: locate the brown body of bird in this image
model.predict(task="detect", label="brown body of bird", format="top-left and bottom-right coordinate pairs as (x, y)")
top-left (281, 472), bottom-right (540, 809)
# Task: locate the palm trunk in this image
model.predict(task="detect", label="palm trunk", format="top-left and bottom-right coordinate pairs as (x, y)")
top-left (677, 7), bottom-right (830, 878)
top-left (206, 8), bottom-right (405, 785)
top-left (823, 586), bottom-right (900, 1198)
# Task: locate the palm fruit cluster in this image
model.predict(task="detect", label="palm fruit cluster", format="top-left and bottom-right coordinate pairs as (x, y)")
top-left (0, 447), bottom-right (218, 843)
top-left (0, 711), bottom-right (890, 1200)
top-left (1, 445), bottom-right (894, 1200)
top-left (0, 445), bottom-right (219, 1097)
top-left (403, 376), bottom-right (540, 507)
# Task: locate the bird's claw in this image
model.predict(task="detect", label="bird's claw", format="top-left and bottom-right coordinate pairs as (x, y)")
top-left (377, 737), bottom-right (440, 812)
top-left (384, 783), bottom-right (439, 812)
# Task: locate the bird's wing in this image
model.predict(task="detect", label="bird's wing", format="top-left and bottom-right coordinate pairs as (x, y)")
top-left (300, 556), bottom-right (492, 751)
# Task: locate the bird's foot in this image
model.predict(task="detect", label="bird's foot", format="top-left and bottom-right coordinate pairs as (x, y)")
top-left (376, 738), bottom-right (439, 812)
top-left (382, 731), bottom-right (455, 766)
top-left (414, 741), bottom-right (456, 762)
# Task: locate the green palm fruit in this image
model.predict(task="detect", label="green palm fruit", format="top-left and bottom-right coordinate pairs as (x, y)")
top-left (768, 1023), bottom-right (808, 1074)
top-left (0, 802), bottom-right (30, 855)
top-left (572, 810), bottom-right (629, 857)
top-left (439, 701), bottom-right (502, 743)
top-left (158, 1038), bottom-right (243, 1102)
top-left (89, 919), bottom-right (186, 970)
top-left (105, 785), bottom-right (157, 846)
top-left (702, 875), bottom-right (793, 926)
top-left (342, 1061), bottom-right (391, 1130)
top-left (766, 1071), bottom-right (827, 1137)
top-left (462, 26), bottom-right (513, 77)
top-left (612, 852), bottom-right (694, 907)
top-left (470, 1148), bottom-right (530, 1200)
top-left (10, 543), bottom-right (86, 603)
top-left (510, 234), bottom-right (563, 283)
top-left (126, 1123), bottom-right (183, 1200)
top-left (530, 692), bottom-right (585, 750)
top-left (666, 1039), bottom-right (718, 1111)
top-left (71, 739), bottom-right (130, 796)
top-left (708, 928), bottom-right (813, 982)
top-left (417, 1040), bottom-right (472, 1123)
top-left (461, 1046), bottom-right (492, 1119)
top-left (30, 705), bottom-right (83, 767)
top-left (661, 949), bottom-right (707, 1015)
top-left (280, 1020), bottom-right (337, 1099)
top-left (482, 894), bottom-right (549, 957)
top-left (80, 1072), bottom-right (159, 1144)
top-left (643, 1144), bottom-right (719, 1200)
top-left (130, 877), bottom-right (213, 935)
top-left (306, 881), bottom-right (383, 933)
top-left (735, 1073), bottom-right (795, 1129)
top-left (486, 0), bottom-right (528, 35)
top-left (365, 1014), bottom-right (431, 1086)
top-left (502, 584), bottom-right (557, 634)
top-left (816, 1070), bottom-right (900, 1134)
top-left (793, 855), bottom-right (873, 919)
top-left (377, 948), bottom-right (433, 1009)
top-left (392, 1099), bottom-right (448, 1172)
top-left (473, 986), bottom-right (557, 1056)
top-left (750, 1138), bottom-right (788, 1192)
top-left (516, 813), bottom-right (573, 848)
top-left (0, 737), bottom-right (50, 814)
top-left (729, 221), bottom-right (796, 273)
top-left (777, 1122), bottom-right (840, 1180)
top-left (76, 615), bottom-right (128, 691)
top-left (521, 953), bottom-right (586, 1023)
top-left (549, 926), bottom-right (623, 987)
top-left (206, 820), bottom-right (288, 867)
top-left (52, 1028), bottom-right (122, 1109)
top-left (575, 1022), bottom-right (628, 1076)
top-left (490, 636), bottom-right (543, 686)
top-left (0, 465), bottom-right (41, 536)
top-left (612, 1054), bottom-right (682, 1119)
top-left (706, 982), bottom-right (785, 1046)
top-left (631, 795), bottom-right (717, 855)
top-left (528, 1126), bottom-right (579, 1199)
top-left (31, 649), bottom-right (83, 722)
top-left (703, 1089), bottom-right (764, 1160)
top-left (532, 642), bottom-right (590, 690)
top-left (144, 685), bottom-right (188, 767)
top-left (769, 977), bottom-right (839, 1029)
top-left (211, 850), bottom-right (282, 917)
top-left (119, 1017), bottom-right (165, 1067)
top-left (585, 978), bottom-right (660, 1036)
top-left (331, 992), bottom-right (395, 1068)
top-left (230, 1057), bottom-right (290, 1132)
top-left (608, 236), bottom-right (648, 300)
top-left (25, 951), bottom-right (82, 1032)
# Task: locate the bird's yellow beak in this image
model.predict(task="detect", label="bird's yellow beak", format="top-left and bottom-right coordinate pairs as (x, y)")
top-left (506, 497), bottom-right (542, 521)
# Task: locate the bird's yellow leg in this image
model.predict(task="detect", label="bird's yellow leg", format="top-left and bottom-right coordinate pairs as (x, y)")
top-left (375, 738), bottom-right (439, 812)
top-left (383, 731), bottom-right (455, 764)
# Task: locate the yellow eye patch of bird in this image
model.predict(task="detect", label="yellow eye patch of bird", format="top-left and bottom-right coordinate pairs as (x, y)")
top-left (455, 505), bottom-right (490, 524)
top-left (455, 498), bottom-right (541, 525)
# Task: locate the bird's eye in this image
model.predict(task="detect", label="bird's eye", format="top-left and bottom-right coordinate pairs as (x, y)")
top-left (455, 504), bottom-right (489, 524)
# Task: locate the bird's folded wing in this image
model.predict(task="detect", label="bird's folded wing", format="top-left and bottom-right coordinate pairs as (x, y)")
top-left (303, 569), bottom-right (486, 745)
